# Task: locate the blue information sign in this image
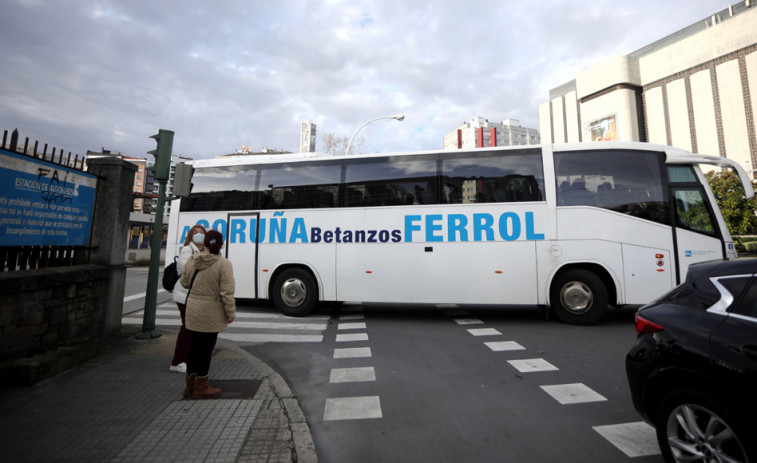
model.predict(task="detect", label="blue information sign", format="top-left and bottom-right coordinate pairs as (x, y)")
top-left (0, 149), bottom-right (97, 246)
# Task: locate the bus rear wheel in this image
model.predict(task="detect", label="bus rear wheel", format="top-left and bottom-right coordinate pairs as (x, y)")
top-left (272, 268), bottom-right (317, 317)
top-left (549, 269), bottom-right (607, 325)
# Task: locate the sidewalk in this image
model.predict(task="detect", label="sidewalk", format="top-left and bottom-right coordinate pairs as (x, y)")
top-left (0, 326), bottom-right (317, 463)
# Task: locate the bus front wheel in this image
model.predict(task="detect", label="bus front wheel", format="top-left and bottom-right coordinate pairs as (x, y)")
top-left (549, 269), bottom-right (607, 325)
top-left (272, 268), bottom-right (317, 317)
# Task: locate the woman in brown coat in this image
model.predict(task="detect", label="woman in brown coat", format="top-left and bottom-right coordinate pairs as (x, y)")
top-left (179, 229), bottom-right (236, 399)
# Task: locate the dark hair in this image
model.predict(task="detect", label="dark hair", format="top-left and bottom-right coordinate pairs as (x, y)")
top-left (204, 230), bottom-right (224, 255)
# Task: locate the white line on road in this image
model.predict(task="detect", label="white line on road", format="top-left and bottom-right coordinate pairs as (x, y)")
top-left (123, 289), bottom-right (167, 302)
top-left (323, 396), bottom-right (382, 421)
top-left (329, 367), bottom-right (376, 383)
top-left (593, 422), bottom-right (660, 457)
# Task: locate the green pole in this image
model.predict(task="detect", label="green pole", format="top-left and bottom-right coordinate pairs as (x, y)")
top-left (136, 180), bottom-right (167, 339)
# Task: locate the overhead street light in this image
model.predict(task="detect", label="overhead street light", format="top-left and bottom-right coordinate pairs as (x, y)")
top-left (345, 114), bottom-right (405, 155)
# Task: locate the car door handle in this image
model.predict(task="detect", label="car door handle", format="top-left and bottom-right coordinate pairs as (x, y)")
top-left (741, 345), bottom-right (757, 361)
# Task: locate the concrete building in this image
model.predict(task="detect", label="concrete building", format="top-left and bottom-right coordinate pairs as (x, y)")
top-left (300, 121), bottom-right (317, 153)
top-left (443, 117), bottom-right (540, 150)
top-left (540, 1), bottom-right (757, 176)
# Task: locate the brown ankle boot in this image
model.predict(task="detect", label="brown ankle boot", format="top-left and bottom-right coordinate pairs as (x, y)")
top-left (192, 375), bottom-right (221, 399)
top-left (183, 373), bottom-right (196, 398)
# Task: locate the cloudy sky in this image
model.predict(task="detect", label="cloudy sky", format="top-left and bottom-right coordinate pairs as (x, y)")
top-left (0, 0), bottom-right (730, 160)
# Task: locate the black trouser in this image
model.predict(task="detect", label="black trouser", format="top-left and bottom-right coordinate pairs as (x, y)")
top-left (186, 330), bottom-right (218, 377)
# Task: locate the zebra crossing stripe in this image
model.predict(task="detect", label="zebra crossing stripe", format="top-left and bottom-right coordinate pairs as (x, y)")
top-left (323, 396), bottom-right (382, 421)
top-left (334, 347), bottom-right (372, 359)
top-left (540, 383), bottom-right (607, 404)
top-left (593, 422), bottom-right (660, 457)
top-left (329, 367), bottom-right (376, 383)
top-left (467, 328), bottom-right (502, 336)
top-left (219, 333), bottom-right (323, 343)
top-left (508, 358), bottom-right (559, 373)
top-left (336, 333), bottom-right (369, 342)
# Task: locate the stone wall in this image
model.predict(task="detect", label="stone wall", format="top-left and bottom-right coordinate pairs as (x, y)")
top-left (0, 265), bottom-right (109, 362)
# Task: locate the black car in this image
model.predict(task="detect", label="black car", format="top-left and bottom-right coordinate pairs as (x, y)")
top-left (626, 258), bottom-right (757, 463)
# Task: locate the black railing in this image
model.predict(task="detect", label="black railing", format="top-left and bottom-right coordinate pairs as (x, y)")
top-left (2, 128), bottom-right (87, 172)
top-left (1, 246), bottom-right (93, 272)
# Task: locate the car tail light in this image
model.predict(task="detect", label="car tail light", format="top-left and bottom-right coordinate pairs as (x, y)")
top-left (635, 313), bottom-right (665, 335)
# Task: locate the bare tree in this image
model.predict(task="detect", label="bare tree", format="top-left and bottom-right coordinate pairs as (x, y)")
top-left (321, 133), bottom-right (366, 155)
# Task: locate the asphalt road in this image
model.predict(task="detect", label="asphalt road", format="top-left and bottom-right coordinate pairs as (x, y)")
top-left (124, 266), bottom-right (664, 463)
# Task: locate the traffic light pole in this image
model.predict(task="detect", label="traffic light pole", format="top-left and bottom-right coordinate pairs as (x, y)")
top-left (136, 129), bottom-right (174, 340)
top-left (136, 180), bottom-right (167, 339)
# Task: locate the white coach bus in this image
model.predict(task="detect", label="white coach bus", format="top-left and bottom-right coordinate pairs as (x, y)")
top-left (166, 142), bottom-right (753, 325)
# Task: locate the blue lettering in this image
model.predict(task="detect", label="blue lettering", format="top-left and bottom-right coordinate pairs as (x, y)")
top-left (426, 214), bottom-right (443, 242)
top-left (473, 213), bottom-right (494, 241)
top-left (179, 226), bottom-right (190, 244)
top-left (211, 219), bottom-right (227, 241)
top-left (448, 214), bottom-right (468, 242)
top-left (498, 212), bottom-right (520, 241)
top-left (391, 230), bottom-right (402, 242)
top-left (289, 218), bottom-right (309, 243)
top-left (525, 212), bottom-right (545, 240)
top-left (270, 218), bottom-right (287, 243)
top-left (250, 218), bottom-right (267, 243)
top-left (230, 218), bottom-right (246, 244)
top-left (311, 227), bottom-right (322, 243)
top-left (405, 215), bottom-right (421, 242)
top-left (324, 230), bottom-right (334, 243)
top-left (379, 230), bottom-right (390, 242)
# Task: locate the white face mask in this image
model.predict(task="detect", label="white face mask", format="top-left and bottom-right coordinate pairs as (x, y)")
top-left (192, 233), bottom-right (205, 245)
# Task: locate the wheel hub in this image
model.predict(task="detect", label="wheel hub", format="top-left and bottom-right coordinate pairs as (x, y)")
top-left (280, 278), bottom-right (306, 307)
top-left (560, 281), bottom-right (593, 314)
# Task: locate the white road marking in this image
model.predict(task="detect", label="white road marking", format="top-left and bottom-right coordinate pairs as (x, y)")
top-left (329, 367), bottom-right (376, 383)
top-left (593, 422), bottom-right (660, 457)
top-left (338, 322), bottom-right (367, 330)
top-left (219, 333), bottom-right (324, 343)
top-left (122, 309), bottom-right (329, 343)
top-left (508, 358), bottom-right (559, 373)
top-left (540, 383), bottom-right (607, 404)
top-left (334, 347), bottom-right (372, 359)
top-left (123, 289), bottom-right (166, 302)
top-left (335, 333), bottom-right (369, 342)
top-left (454, 318), bottom-right (483, 325)
top-left (323, 396), bottom-right (382, 421)
top-left (484, 341), bottom-right (526, 352)
top-left (467, 328), bottom-right (502, 336)
top-left (339, 314), bottom-right (365, 320)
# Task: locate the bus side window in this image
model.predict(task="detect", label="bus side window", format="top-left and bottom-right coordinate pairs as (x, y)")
top-left (555, 150), bottom-right (667, 225)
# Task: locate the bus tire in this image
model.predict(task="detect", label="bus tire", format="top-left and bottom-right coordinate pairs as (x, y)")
top-left (549, 269), bottom-right (607, 325)
top-left (272, 268), bottom-right (317, 317)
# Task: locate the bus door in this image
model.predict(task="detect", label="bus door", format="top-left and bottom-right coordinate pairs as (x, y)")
top-left (670, 186), bottom-right (726, 283)
top-left (226, 213), bottom-right (260, 299)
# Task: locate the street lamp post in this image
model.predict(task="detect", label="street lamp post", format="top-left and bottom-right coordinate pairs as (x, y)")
top-left (345, 114), bottom-right (405, 155)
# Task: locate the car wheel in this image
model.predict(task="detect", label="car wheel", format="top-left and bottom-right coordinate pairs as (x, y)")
top-left (549, 269), bottom-right (607, 325)
top-left (656, 390), bottom-right (751, 463)
top-left (272, 268), bottom-right (317, 317)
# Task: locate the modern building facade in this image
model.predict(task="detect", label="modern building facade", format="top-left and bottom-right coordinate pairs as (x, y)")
top-left (443, 117), bottom-right (540, 150)
top-left (300, 121), bottom-right (317, 153)
top-left (540, 1), bottom-right (757, 176)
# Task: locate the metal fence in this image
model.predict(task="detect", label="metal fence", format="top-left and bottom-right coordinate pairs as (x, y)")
top-left (1, 129), bottom-right (94, 271)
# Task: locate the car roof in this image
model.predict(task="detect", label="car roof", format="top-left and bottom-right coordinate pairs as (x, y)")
top-left (688, 258), bottom-right (757, 280)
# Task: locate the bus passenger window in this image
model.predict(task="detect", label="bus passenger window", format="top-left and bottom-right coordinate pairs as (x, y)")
top-left (343, 156), bottom-right (437, 207)
top-left (440, 149), bottom-right (544, 204)
top-left (555, 150), bottom-right (668, 225)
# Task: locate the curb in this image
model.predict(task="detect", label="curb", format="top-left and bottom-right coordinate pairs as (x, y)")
top-left (225, 341), bottom-right (318, 463)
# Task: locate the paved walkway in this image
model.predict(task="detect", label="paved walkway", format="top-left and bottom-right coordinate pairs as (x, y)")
top-left (0, 327), bottom-right (317, 462)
